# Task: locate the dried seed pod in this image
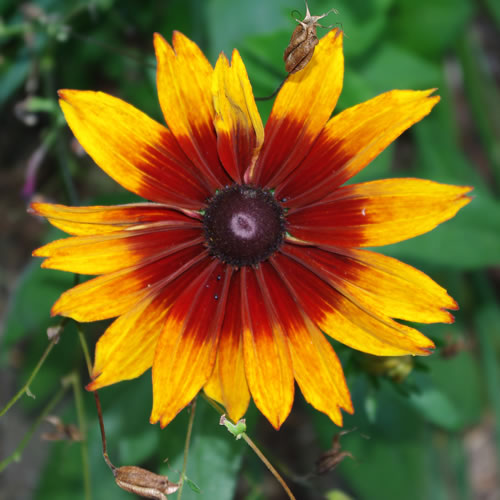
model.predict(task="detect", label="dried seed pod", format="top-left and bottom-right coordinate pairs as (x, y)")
top-left (284, 1), bottom-right (338, 74)
top-left (315, 429), bottom-right (354, 475)
top-left (114, 465), bottom-right (180, 500)
top-left (41, 415), bottom-right (83, 442)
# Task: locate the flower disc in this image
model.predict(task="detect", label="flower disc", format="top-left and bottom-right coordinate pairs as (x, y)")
top-left (203, 185), bottom-right (286, 266)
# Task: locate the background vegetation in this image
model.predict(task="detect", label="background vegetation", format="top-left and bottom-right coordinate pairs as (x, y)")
top-left (1, 0), bottom-right (500, 499)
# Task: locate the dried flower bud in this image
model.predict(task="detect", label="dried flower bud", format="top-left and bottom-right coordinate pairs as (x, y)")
top-left (47, 324), bottom-right (63, 342)
top-left (284, 1), bottom-right (338, 74)
top-left (41, 415), bottom-right (83, 442)
top-left (113, 466), bottom-right (179, 500)
top-left (316, 430), bottom-right (354, 475)
top-left (440, 334), bottom-right (467, 359)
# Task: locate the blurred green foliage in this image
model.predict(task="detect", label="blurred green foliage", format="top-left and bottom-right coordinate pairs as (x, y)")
top-left (1, 0), bottom-right (500, 499)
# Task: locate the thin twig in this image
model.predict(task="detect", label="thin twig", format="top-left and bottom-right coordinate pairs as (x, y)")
top-left (93, 391), bottom-right (115, 471)
top-left (0, 321), bottom-right (66, 418)
top-left (255, 78), bottom-right (286, 101)
top-left (76, 323), bottom-right (116, 472)
top-left (241, 433), bottom-right (297, 500)
top-left (177, 398), bottom-right (197, 500)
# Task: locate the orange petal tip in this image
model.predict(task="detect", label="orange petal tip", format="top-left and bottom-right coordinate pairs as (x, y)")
top-left (27, 205), bottom-right (37, 215)
top-left (85, 381), bottom-right (96, 391)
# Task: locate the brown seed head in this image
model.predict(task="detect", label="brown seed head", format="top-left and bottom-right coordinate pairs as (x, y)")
top-left (114, 465), bottom-right (180, 500)
top-left (284, 1), bottom-right (338, 74)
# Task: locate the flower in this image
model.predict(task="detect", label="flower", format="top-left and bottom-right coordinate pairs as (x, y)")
top-left (31, 29), bottom-right (472, 429)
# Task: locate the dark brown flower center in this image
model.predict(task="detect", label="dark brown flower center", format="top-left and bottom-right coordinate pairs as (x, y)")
top-left (203, 185), bottom-right (286, 267)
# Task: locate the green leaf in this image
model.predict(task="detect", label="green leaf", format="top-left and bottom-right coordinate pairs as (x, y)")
top-left (359, 42), bottom-right (441, 93)
top-left (326, 0), bottom-right (393, 60)
top-left (408, 387), bottom-right (462, 430)
top-left (388, 0), bottom-right (474, 58)
top-left (206, 0), bottom-right (291, 60)
top-left (409, 349), bottom-right (483, 430)
top-left (0, 54), bottom-right (30, 108)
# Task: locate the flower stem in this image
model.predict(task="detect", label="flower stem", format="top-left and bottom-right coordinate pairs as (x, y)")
top-left (76, 322), bottom-right (93, 377)
top-left (0, 383), bottom-right (66, 472)
top-left (201, 393), bottom-right (296, 500)
top-left (76, 325), bottom-right (116, 473)
top-left (0, 319), bottom-right (67, 418)
top-left (65, 372), bottom-right (91, 500)
top-left (241, 433), bottom-right (297, 500)
top-left (177, 398), bottom-right (197, 500)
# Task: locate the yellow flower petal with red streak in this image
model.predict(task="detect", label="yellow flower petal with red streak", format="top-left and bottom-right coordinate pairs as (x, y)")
top-left (154, 32), bottom-right (230, 190)
top-left (273, 251), bottom-right (434, 356)
top-left (252, 29), bottom-right (344, 187)
top-left (51, 245), bottom-right (206, 322)
top-left (242, 268), bottom-right (294, 430)
top-left (213, 50), bottom-right (264, 183)
top-left (278, 89), bottom-right (440, 205)
top-left (29, 202), bottom-right (197, 236)
top-left (87, 253), bottom-right (209, 390)
top-left (151, 263), bottom-right (231, 428)
top-left (213, 271), bottom-right (250, 422)
top-left (203, 357), bottom-right (224, 406)
top-left (204, 272), bottom-right (251, 423)
top-left (58, 90), bottom-right (208, 207)
top-left (288, 179), bottom-right (472, 247)
top-left (263, 261), bottom-right (353, 424)
top-left (34, 227), bottom-right (202, 275)
top-left (283, 245), bottom-right (456, 324)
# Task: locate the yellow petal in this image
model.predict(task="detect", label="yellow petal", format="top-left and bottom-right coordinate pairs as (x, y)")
top-left (34, 227), bottom-right (202, 275)
top-left (273, 251), bottom-right (435, 356)
top-left (30, 202), bottom-right (197, 236)
top-left (150, 263), bottom-right (231, 428)
top-left (216, 270), bottom-right (250, 422)
top-left (51, 245), bottom-right (206, 321)
top-left (213, 50), bottom-right (264, 183)
top-left (283, 245), bottom-right (457, 324)
top-left (58, 90), bottom-right (208, 207)
top-left (263, 261), bottom-right (353, 424)
top-left (87, 253), bottom-right (210, 389)
top-left (252, 29), bottom-right (344, 187)
top-left (241, 267), bottom-right (294, 429)
top-left (288, 179), bottom-right (472, 247)
top-left (277, 89), bottom-right (440, 206)
top-left (154, 32), bottom-right (230, 190)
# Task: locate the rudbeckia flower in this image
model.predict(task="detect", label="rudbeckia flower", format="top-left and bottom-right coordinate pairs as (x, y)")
top-left (31, 30), bottom-right (471, 429)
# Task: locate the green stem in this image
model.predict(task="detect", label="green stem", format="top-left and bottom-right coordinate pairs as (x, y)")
top-left (0, 322), bottom-right (65, 418)
top-left (201, 393), bottom-right (296, 500)
top-left (177, 398), bottom-right (197, 500)
top-left (66, 372), bottom-right (91, 500)
top-left (0, 383), bottom-right (66, 472)
top-left (77, 323), bottom-right (93, 376)
top-left (241, 433), bottom-right (297, 500)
